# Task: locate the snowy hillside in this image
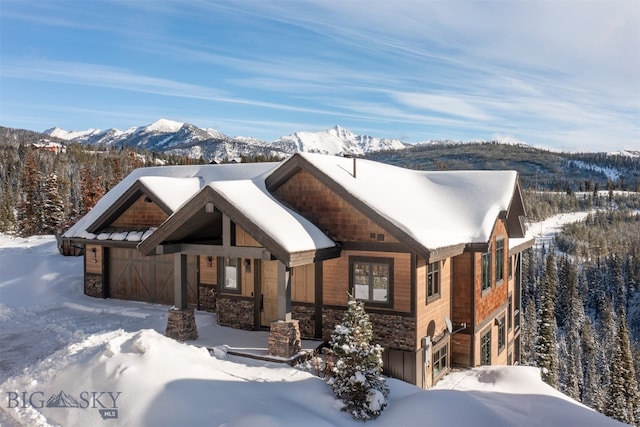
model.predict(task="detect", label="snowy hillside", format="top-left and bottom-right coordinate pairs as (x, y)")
top-left (0, 233), bottom-right (625, 427)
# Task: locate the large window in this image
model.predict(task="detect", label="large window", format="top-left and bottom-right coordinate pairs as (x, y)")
top-left (480, 330), bottom-right (491, 365)
top-left (427, 261), bottom-right (440, 302)
top-left (495, 238), bottom-right (505, 283)
top-left (352, 257), bottom-right (393, 305)
top-left (481, 251), bottom-right (492, 292)
top-left (498, 316), bottom-right (506, 354)
top-left (432, 343), bottom-right (449, 380)
top-left (223, 257), bottom-right (240, 292)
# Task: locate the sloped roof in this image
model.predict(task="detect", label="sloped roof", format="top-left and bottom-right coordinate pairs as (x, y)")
top-left (63, 163), bottom-right (278, 240)
top-left (64, 153), bottom-right (526, 261)
top-left (267, 153), bottom-right (525, 253)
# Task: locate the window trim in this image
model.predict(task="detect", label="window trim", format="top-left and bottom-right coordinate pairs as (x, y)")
top-left (497, 315), bottom-right (506, 354)
top-left (495, 238), bottom-right (505, 285)
top-left (349, 256), bottom-right (394, 308)
top-left (481, 251), bottom-right (492, 294)
top-left (432, 342), bottom-right (449, 382)
top-left (222, 256), bottom-right (241, 294)
top-left (426, 261), bottom-right (441, 303)
top-left (480, 329), bottom-right (491, 365)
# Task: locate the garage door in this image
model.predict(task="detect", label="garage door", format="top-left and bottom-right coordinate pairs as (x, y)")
top-left (108, 248), bottom-right (197, 306)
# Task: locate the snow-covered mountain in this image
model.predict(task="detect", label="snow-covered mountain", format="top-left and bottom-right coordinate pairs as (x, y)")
top-left (272, 125), bottom-right (406, 156)
top-left (43, 120), bottom-right (409, 162)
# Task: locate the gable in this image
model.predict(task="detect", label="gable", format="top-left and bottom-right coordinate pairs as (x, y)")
top-left (272, 168), bottom-right (400, 244)
top-left (110, 194), bottom-right (169, 229)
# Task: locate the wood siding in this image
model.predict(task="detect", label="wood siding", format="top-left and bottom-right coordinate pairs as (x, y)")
top-left (415, 256), bottom-right (452, 349)
top-left (292, 264), bottom-right (315, 303)
top-left (476, 220), bottom-right (509, 322)
top-left (85, 244), bottom-right (103, 274)
top-left (322, 250), bottom-right (411, 313)
top-left (273, 169), bottom-right (399, 243)
top-left (199, 255), bottom-right (217, 285)
top-left (111, 195), bottom-right (168, 228)
top-left (236, 226), bottom-right (261, 247)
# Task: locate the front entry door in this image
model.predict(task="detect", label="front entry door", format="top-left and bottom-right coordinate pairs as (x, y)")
top-left (261, 260), bottom-right (279, 327)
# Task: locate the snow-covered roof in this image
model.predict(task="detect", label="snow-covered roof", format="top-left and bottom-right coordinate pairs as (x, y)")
top-left (63, 163), bottom-right (278, 240)
top-left (65, 153), bottom-right (525, 261)
top-left (272, 153), bottom-right (522, 251)
top-left (207, 179), bottom-right (336, 253)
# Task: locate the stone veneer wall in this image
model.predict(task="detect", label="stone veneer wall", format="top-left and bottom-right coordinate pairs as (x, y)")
top-left (292, 304), bottom-right (315, 339)
top-left (85, 274), bottom-right (104, 298)
top-left (217, 297), bottom-right (254, 330)
top-left (198, 285), bottom-right (217, 313)
top-left (322, 307), bottom-right (416, 351)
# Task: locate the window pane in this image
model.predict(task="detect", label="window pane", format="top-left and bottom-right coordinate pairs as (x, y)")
top-left (372, 263), bottom-right (388, 302)
top-left (224, 258), bottom-right (238, 290)
top-left (354, 263), bottom-right (370, 299)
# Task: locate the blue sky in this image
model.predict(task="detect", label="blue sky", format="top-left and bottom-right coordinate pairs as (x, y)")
top-left (1, 1), bottom-right (638, 152)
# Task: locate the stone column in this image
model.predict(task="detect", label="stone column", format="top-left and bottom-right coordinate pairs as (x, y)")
top-left (268, 320), bottom-right (301, 358)
top-left (165, 253), bottom-right (198, 341)
top-left (166, 307), bottom-right (198, 341)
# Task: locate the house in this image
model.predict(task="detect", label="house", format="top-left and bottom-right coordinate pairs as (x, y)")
top-left (63, 152), bottom-right (533, 388)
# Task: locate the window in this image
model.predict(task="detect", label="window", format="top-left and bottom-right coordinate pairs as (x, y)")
top-left (496, 239), bottom-right (505, 283)
top-left (481, 251), bottom-right (492, 292)
top-left (352, 257), bottom-right (392, 305)
top-left (223, 257), bottom-right (240, 292)
top-left (432, 343), bottom-right (449, 380)
top-left (427, 261), bottom-right (440, 302)
top-left (498, 316), bottom-right (506, 353)
top-left (508, 255), bottom-right (513, 279)
top-left (508, 295), bottom-right (513, 331)
top-left (480, 330), bottom-right (491, 365)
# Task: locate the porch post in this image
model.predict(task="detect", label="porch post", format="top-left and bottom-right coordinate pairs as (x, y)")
top-left (268, 261), bottom-right (300, 358)
top-left (174, 253), bottom-right (188, 310)
top-left (276, 261), bottom-right (292, 321)
top-left (166, 253), bottom-right (198, 341)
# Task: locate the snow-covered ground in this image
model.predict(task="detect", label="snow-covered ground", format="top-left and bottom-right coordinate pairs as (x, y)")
top-left (0, 218), bottom-right (624, 426)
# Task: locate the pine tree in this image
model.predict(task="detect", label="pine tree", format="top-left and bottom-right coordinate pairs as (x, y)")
top-left (605, 311), bottom-right (640, 425)
top-left (536, 252), bottom-right (559, 387)
top-left (328, 297), bottom-right (389, 421)
top-left (581, 319), bottom-right (604, 411)
top-left (17, 149), bottom-right (44, 236)
top-left (42, 173), bottom-right (66, 234)
top-left (80, 164), bottom-right (104, 214)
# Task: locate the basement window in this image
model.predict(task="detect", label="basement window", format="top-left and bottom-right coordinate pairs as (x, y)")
top-left (480, 330), bottom-right (491, 365)
top-left (432, 342), bottom-right (449, 381)
top-left (350, 256), bottom-right (393, 306)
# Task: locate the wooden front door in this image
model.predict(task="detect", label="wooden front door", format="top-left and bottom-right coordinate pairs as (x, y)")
top-left (107, 248), bottom-right (197, 306)
top-left (260, 260), bottom-right (279, 327)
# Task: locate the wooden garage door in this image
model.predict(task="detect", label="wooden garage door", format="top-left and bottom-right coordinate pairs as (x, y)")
top-left (108, 248), bottom-right (197, 306)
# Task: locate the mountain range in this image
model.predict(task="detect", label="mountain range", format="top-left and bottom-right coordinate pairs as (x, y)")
top-left (44, 119), bottom-right (409, 162)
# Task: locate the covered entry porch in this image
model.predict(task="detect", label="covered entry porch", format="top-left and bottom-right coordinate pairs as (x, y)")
top-left (137, 183), bottom-right (339, 357)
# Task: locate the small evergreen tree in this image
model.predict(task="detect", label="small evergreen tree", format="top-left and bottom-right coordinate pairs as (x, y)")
top-left (328, 297), bottom-right (389, 421)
